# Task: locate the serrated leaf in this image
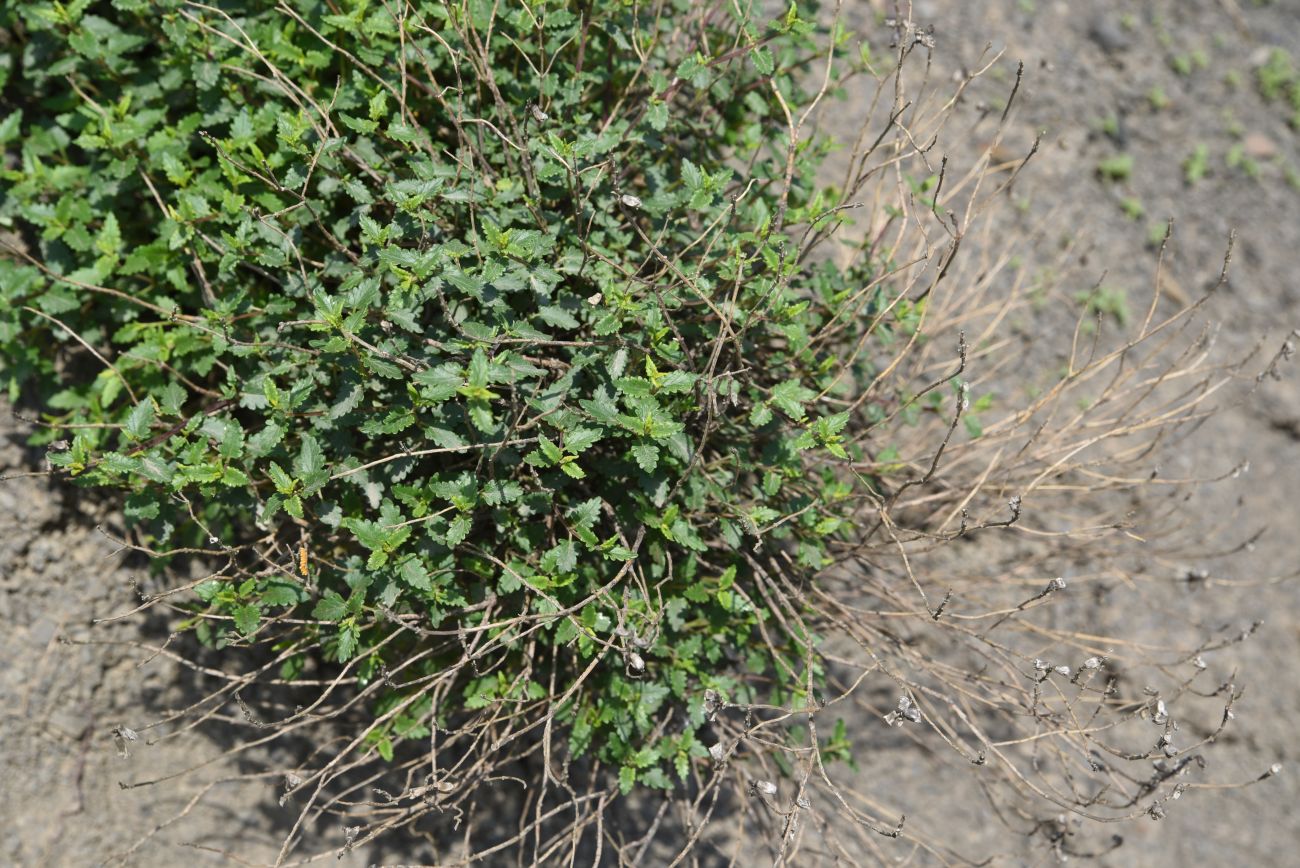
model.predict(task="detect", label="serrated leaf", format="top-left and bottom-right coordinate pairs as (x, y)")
top-left (261, 581), bottom-right (303, 607)
top-left (247, 421), bottom-right (285, 457)
top-left (822, 411), bottom-right (851, 435)
top-left (657, 370), bottom-right (697, 393)
top-left (538, 435), bottom-right (563, 464)
top-left (560, 461), bottom-right (585, 479)
top-left (467, 348), bottom-right (489, 388)
top-left (616, 376), bottom-right (653, 397)
top-left (217, 419), bottom-right (245, 459)
top-left (400, 557), bottom-right (432, 590)
top-left (158, 382), bottom-right (186, 416)
top-left (124, 399), bottom-right (155, 440)
top-left (345, 517), bottom-right (387, 552)
top-left (682, 159), bottom-right (703, 191)
top-left (232, 604), bottom-right (261, 636)
top-left (222, 467), bottom-right (251, 486)
top-left (537, 305), bottom-right (579, 329)
top-left (553, 539), bottom-right (577, 573)
top-left (413, 363), bottom-right (463, 402)
top-left (646, 101), bottom-right (669, 131)
top-left (446, 513), bottom-right (471, 547)
top-left (580, 391), bottom-right (620, 424)
top-left (564, 427), bottom-right (602, 453)
top-left (295, 433), bottom-right (324, 477)
top-left (631, 441), bottom-right (659, 473)
top-left (769, 379), bottom-right (816, 420)
top-left (267, 462), bottom-right (295, 494)
top-left (569, 497), bottom-right (602, 529)
top-left (95, 212), bottom-right (122, 257)
top-left (336, 624), bottom-right (359, 661)
top-left (367, 356), bottom-right (403, 379)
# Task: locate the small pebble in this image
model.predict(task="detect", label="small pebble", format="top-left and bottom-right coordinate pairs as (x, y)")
top-left (1243, 133), bottom-right (1278, 160)
top-left (1088, 17), bottom-right (1131, 54)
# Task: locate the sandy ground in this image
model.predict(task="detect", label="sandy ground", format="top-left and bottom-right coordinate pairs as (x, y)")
top-left (817, 1), bottom-right (1300, 865)
top-left (2, 1), bottom-right (1297, 865)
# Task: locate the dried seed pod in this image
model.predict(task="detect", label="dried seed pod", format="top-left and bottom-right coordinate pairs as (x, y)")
top-left (709, 743), bottom-right (725, 763)
top-left (620, 193), bottom-right (643, 209)
top-left (753, 780), bottom-right (777, 796)
top-left (886, 694), bottom-right (920, 725)
top-left (703, 688), bottom-right (721, 721)
top-left (1153, 699), bottom-right (1169, 726)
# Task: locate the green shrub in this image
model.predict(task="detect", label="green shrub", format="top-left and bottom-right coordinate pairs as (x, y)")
top-left (2, 1), bottom-right (1271, 861)
top-left (2, 0), bottom-right (885, 804)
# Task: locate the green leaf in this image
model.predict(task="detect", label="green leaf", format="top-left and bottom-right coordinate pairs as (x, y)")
top-left (313, 592), bottom-right (348, 622)
top-left (646, 100), bottom-right (669, 131)
top-left (570, 498), bottom-right (602, 529)
top-left (554, 539), bottom-right (577, 573)
top-left (605, 545), bottom-right (637, 561)
top-left (336, 623), bottom-right (359, 662)
top-left (657, 370), bottom-right (697, 393)
top-left (0, 109), bottom-right (22, 146)
top-left (95, 212), bottom-right (122, 258)
top-left (446, 513), bottom-right (471, 547)
top-left (616, 376), bottom-right (654, 397)
top-left (413, 363), bottom-right (464, 402)
top-left (560, 461), bottom-right (586, 479)
top-left (564, 427), bottom-right (602, 453)
top-left (232, 604), bottom-right (261, 636)
top-left (769, 380), bottom-right (817, 420)
top-left (537, 305), bottom-right (579, 329)
top-left (267, 462), bottom-right (295, 494)
top-left (221, 467), bottom-right (251, 487)
top-left (538, 434), bottom-right (563, 465)
top-left (261, 581), bottom-right (303, 607)
top-left (124, 399), bottom-right (155, 440)
top-left (246, 417), bottom-right (285, 456)
top-left (631, 441), bottom-right (659, 473)
top-left (619, 765), bottom-right (637, 795)
top-left (400, 557), bottom-right (432, 590)
top-left (467, 348), bottom-right (490, 388)
top-left (295, 433), bottom-right (325, 477)
top-left (682, 159), bottom-right (703, 191)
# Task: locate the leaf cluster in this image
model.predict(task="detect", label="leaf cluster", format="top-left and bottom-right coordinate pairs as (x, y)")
top-left (0, 0), bottom-right (904, 796)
